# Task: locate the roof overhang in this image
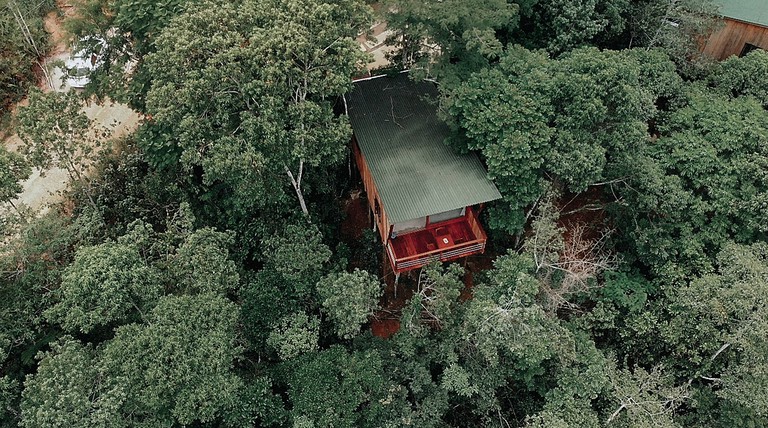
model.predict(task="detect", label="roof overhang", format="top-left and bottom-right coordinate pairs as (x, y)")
top-left (347, 73), bottom-right (502, 225)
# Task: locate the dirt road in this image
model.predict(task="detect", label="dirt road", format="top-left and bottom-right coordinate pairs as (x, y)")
top-left (2, 12), bottom-right (140, 214)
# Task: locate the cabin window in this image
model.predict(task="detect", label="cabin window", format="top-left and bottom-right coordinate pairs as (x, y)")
top-left (740, 43), bottom-right (763, 57)
top-left (392, 217), bottom-right (426, 234)
top-left (428, 207), bottom-right (465, 224)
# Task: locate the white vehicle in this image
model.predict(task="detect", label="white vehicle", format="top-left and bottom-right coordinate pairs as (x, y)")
top-left (64, 37), bottom-right (106, 89)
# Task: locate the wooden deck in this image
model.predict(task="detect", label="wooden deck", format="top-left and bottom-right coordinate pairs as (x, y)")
top-left (386, 207), bottom-right (488, 273)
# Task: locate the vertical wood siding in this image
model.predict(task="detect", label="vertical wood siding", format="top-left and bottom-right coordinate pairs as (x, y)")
top-left (703, 18), bottom-right (768, 60)
top-left (352, 136), bottom-right (390, 243)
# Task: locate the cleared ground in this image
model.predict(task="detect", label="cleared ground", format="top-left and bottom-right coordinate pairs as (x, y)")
top-left (2, 10), bottom-right (140, 214)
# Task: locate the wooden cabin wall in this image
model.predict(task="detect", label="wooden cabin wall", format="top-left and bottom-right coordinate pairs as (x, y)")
top-left (351, 137), bottom-right (390, 243)
top-left (703, 18), bottom-right (768, 60)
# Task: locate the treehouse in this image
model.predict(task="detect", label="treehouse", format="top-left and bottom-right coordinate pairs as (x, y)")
top-left (347, 73), bottom-right (502, 276)
top-left (703, 0), bottom-right (768, 60)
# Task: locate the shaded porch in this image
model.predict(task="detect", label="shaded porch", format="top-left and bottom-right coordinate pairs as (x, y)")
top-left (386, 207), bottom-right (488, 273)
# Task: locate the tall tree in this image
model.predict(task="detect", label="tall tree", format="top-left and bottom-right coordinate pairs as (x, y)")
top-left (443, 46), bottom-right (680, 233)
top-left (316, 269), bottom-right (382, 339)
top-left (0, 147), bottom-right (30, 214)
top-left (613, 87), bottom-right (768, 281)
top-left (516, 0), bottom-right (630, 54)
top-left (142, 0), bottom-right (370, 216)
top-left (43, 235), bottom-right (158, 334)
top-left (624, 0), bottom-right (720, 76)
top-left (16, 89), bottom-right (111, 205)
top-left (102, 294), bottom-right (242, 425)
top-left (20, 337), bottom-right (124, 428)
top-left (0, 0), bottom-right (52, 111)
top-left (283, 346), bottom-right (395, 427)
top-left (262, 222), bottom-right (332, 297)
top-left (708, 49), bottom-right (768, 107)
top-left (384, 0), bottom-right (519, 83)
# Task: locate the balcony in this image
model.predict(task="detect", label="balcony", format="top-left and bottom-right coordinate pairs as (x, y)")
top-left (386, 207), bottom-right (488, 273)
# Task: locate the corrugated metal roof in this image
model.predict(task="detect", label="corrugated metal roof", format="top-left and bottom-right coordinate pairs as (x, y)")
top-left (347, 73), bottom-right (502, 225)
top-left (718, 0), bottom-right (768, 28)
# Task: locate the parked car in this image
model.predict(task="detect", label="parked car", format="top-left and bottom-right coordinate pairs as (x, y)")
top-left (64, 37), bottom-right (105, 89)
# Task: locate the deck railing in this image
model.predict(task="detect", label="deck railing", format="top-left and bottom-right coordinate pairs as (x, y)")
top-left (387, 207), bottom-right (488, 273)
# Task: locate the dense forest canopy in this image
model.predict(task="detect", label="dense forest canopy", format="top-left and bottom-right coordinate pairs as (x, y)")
top-left (2, 0), bottom-right (768, 426)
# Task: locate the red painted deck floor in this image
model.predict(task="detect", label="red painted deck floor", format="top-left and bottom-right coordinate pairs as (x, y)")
top-left (390, 220), bottom-right (477, 260)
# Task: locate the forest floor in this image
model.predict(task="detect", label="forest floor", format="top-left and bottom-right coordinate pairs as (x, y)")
top-left (357, 20), bottom-right (395, 73)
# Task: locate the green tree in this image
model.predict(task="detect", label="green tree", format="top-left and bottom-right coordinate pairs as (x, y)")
top-left (0, 0), bottom-right (51, 113)
top-left (444, 46), bottom-right (679, 232)
top-left (708, 49), bottom-right (768, 106)
top-left (262, 223), bottom-right (332, 295)
top-left (0, 146), bottom-right (30, 213)
top-left (517, 0), bottom-right (630, 54)
top-left (613, 87), bottom-right (768, 281)
top-left (267, 312), bottom-right (320, 361)
top-left (240, 269), bottom-right (303, 352)
top-left (401, 262), bottom-right (464, 335)
top-left (20, 337), bottom-right (123, 428)
top-left (44, 236), bottom-right (159, 334)
top-left (16, 89), bottom-right (110, 205)
top-left (605, 365), bottom-right (688, 427)
top-left (522, 332), bottom-right (610, 428)
top-left (169, 227), bottom-right (239, 295)
top-left (460, 253), bottom-right (571, 370)
top-left (284, 346), bottom-right (394, 427)
top-left (316, 269), bottom-right (382, 339)
top-left (625, 0), bottom-right (720, 76)
top-left (0, 210), bottom-right (108, 426)
top-left (102, 294), bottom-right (241, 425)
top-left (384, 0), bottom-right (519, 82)
top-left (142, 0), bottom-right (370, 216)
top-left (676, 243), bottom-right (768, 419)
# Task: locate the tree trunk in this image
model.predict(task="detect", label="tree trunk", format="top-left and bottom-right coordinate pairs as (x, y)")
top-left (285, 162), bottom-right (309, 217)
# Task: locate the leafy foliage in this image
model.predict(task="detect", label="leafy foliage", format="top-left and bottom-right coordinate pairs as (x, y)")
top-left (316, 269), bottom-right (382, 339)
top-left (20, 337), bottom-right (123, 428)
top-left (102, 294), bottom-right (242, 425)
top-left (708, 49), bottom-right (768, 106)
top-left (169, 226), bottom-right (239, 295)
top-left (283, 346), bottom-right (394, 427)
top-left (0, 0), bottom-right (52, 115)
top-left (142, 0), bottom-right (369, 215)
top-left (16, 89), bottom-right (110, 208)
top-left (262, 222), bottom-right (331, 293)
top-left (624, 0), bottom-right (720, 76)
top-left (444, 46), bottom-right (680, 232)
top-left (267, 312), bottom-right (320, 361)
top-left (44, 236), bottom-right (158, 333)
top-left (384, 0), bottom-right (518, 82)
top-left (517, 0), bottom-right (629, 54)
top-left (614, 87), bottom-right (768, 281)
top-left (0, 146), bottom-right (30, 206)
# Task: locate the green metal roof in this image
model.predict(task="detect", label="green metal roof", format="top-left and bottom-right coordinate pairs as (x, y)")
top-left (347, 73), bottom-right (502, 225)
top-left (718, 0), bottom-right (768, 28)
